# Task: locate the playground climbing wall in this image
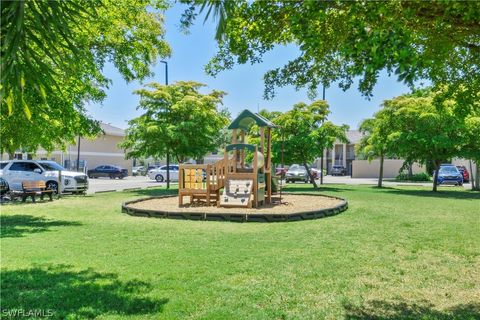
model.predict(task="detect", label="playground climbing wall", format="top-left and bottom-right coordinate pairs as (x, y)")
top-left (220, 179), bottom-right (253, 207)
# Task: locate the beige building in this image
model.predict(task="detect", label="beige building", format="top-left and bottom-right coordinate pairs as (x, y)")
top-left (6, 123), bottom-right (133, 174)
top-left (315, 130), bottom-right (362, 176)
top-left (316, 130), bottom-right (425, 179)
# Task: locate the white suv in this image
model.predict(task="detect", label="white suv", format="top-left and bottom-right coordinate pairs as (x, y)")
top-left (147, 165), bottom-right (179, 182)
top-left (0, 160), bottom-right (88, 193)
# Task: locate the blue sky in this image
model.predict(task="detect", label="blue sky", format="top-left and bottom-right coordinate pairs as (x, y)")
top-left (86, 3), bottom-right (413, 130)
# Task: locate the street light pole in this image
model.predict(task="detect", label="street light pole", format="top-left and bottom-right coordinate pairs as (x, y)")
top-left (160, 61), bottom-right (170, 189)
top-left (76, 134), bottom-right (81, 172)
top-left (320, 85), bottom-right (326, 185)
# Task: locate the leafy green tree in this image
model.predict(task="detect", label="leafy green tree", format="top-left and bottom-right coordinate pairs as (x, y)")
top-left (357, 110), bottom-right (396, 188)
top-left (183, 1), bottom-right (479, 102)
top-left (1, 0), bottom-right (170, 155)
top-left (462, 112), bottom-right (480, 191)
top-left (382, 92), bottom-right (466, 192)
top-left (120, 81), bottom-right (229, 163)
top-left (0, 84), bottom-right (102, 158)
top-left (273, 101), bottom-right (348, 188)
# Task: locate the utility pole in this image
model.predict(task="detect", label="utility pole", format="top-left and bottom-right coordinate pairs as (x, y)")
top-left (160, 61), bottom-right (170, 189)
top-left (320, 85), bottom-right (326, 185)
top-left (76, 135), bottom-right (81, 172)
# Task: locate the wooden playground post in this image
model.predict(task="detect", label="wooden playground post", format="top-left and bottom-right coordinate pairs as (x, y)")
top-left (178, 167), bottom-right (184, 205)
top-left (206, 164), bottom-right (211, 205)
top-left (266, 127), bottom-right (272, 203)
top-left (232, 129), bottom-right (238, 173)
top-left (240, 130), bottom-right (245, 168)
top-left (253, 145), bottom-right (258, 208)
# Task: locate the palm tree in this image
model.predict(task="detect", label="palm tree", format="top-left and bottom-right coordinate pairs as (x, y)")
top-left (182, 0), bottom-right (235, 41)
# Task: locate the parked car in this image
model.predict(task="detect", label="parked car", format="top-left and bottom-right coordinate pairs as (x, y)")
top-left (0, 177), bottom-right (9, 195)
top-left (437, 165), bottom-right (463, 186)
top-left (331, 165), bottom-right (347, 176)
top-left (87, 165), bottom-right (128, 179)
top-left (0, 160), bottom-right (88, 193)
top-left (147, 165), bottom-right (179, 182)
top-left (146, 165), bottom-right (161, 173)
top-left (132, 166), bottom-right (146, 176)
top-left (456, 165), bottom-right (470, 183)
top-left (285, 164), bottom-right (309, 183)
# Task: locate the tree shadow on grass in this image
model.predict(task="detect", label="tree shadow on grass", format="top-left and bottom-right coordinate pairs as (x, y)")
top-left (1, 215), bottom-right (82, 238)
top-left (372, 186), bottom-right (480, 200)
top-left (344, 300), bottom-right (480, 320)
top-left (1, 265), bottom-right (168, 319)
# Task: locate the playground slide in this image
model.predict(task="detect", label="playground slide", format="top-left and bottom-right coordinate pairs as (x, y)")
top-left (219, 179), bottom-right (253, 207)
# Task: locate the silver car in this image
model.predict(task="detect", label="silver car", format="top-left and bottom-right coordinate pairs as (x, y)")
top-left (285, 164), bottom-right (309, 183)
top-left (147, 165), bottom-right (179, 182)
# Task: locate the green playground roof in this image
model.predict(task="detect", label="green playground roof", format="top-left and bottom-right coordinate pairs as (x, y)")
top-left (228, 109), bottom-right (278, 130)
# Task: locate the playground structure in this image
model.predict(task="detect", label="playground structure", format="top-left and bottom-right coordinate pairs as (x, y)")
top-left (178, 110), bottom-right (276, 208)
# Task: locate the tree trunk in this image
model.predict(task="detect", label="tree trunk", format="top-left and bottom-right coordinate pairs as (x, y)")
top-left (469, 160), bottom-right (476, 191)
top-left (378, 155), bottom-right (384, 188)
top-left (303, 162), bottom-right (318, 189)
top-left (8, 151), bottom-right (15, 160)
top-left (432, 160), bottom-right (440, 192)
top-left (475, 160), bottom-right (480, 191)
top-left (408, 161), bottom-right (413, 180)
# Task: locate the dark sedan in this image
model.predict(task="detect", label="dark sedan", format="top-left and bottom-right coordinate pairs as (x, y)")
top-left (87, 165), bottom-right (128, 179)
top-left (331, 165), bottom-right (347, 176)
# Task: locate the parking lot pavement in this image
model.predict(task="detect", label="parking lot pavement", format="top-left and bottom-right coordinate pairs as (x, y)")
top-left (87, 176), bottom-right (170, 194)
top-left (318, 175), bottom-right (472, 189)
top-left (86, 175), bottom-right (472, 194)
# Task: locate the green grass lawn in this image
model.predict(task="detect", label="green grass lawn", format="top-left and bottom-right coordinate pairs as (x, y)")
top-left (1, 185), bottom-right (479, 319)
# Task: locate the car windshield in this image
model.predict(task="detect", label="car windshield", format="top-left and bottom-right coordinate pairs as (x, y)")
top-left (289, 165), bottom-right (306, 171)
top-left (439, 167), bottom-right (458, 174)
top-left (40, 162), bottom-right (65, 171)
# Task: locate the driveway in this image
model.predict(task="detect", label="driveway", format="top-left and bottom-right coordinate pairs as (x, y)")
top-left (87, 176), bottom-right (173, 194)
top-left (316, 175), bottom-right (472, 189)
top-left (86, 175), bottom-right (471, 194)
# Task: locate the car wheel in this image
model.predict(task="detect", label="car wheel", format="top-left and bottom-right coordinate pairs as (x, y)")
top-left (109, 175), bottom-right (115, 179)
top-left (304, 179), bottom-right (309, 183)
top-left (155, 174), bottom-right (164, 182)
top-left (46, 181), bottom-right (58, 194)
top-left (118, 175), bottom-right (124, 180)
top-left (88, 175), bottom-right (93, 178)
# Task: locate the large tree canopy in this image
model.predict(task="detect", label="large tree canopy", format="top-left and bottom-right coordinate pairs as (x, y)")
top-left (377, 90), bottom-right (469, 192)
top-left (120, 81), bottom-right (229, 163)
top-left (0, 0), bottom-right (170, 156)
top-left (182, 1), bottom-right (480, 100)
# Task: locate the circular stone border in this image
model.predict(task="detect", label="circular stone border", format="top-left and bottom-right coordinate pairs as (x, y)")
top-left (122, 193), bottom-right (348, 223)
